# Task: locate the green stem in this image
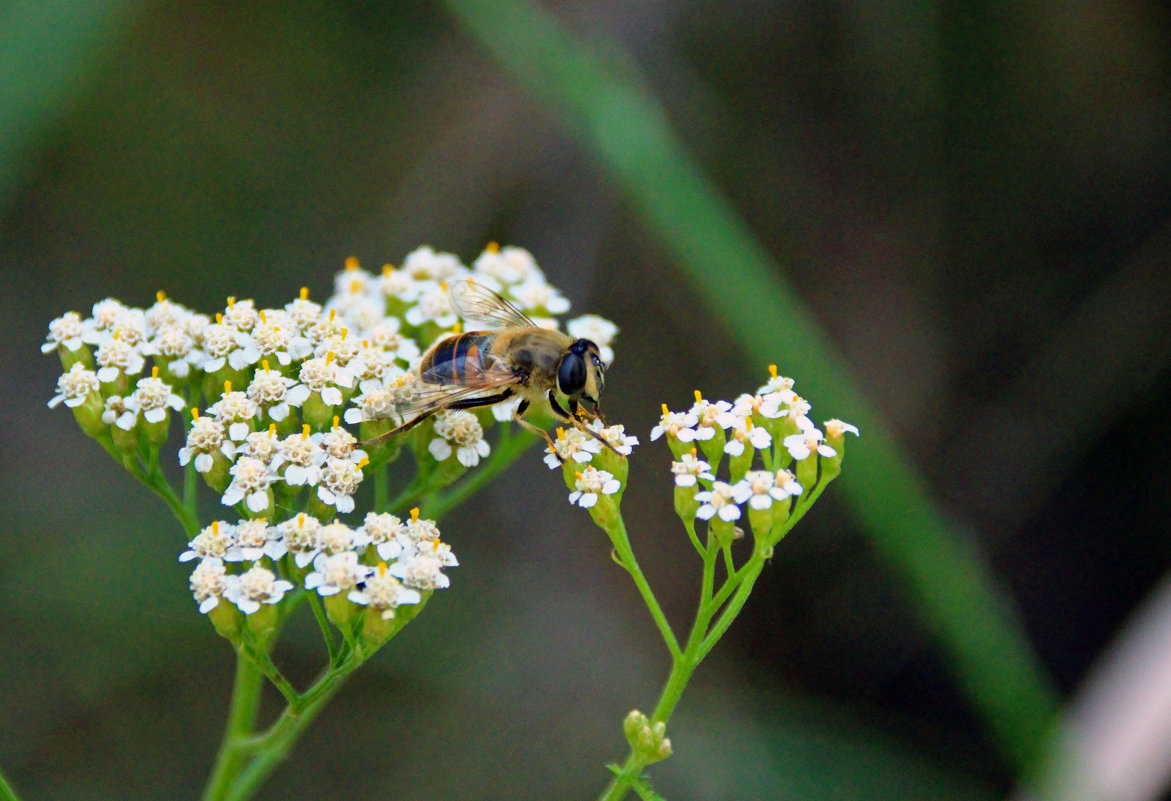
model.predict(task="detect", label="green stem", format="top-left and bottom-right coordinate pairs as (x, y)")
top-left (606, 515), bottom-right (681, 660)
top-left (202, 652), bottom-right (264, 801)
top-left (373, 462), bottom-right (389, 513)
top-left (223, 668), bottom-right (352, 801)
top-left (0, 768), bottom-right (22, 801)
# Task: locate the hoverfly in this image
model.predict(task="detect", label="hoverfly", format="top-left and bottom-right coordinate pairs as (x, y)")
top-left (363, 280), bottom-right (616, 457)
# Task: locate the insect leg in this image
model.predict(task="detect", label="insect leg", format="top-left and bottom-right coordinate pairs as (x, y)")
top-left (446, 388), bottom-right (514, 411)
top-left (360, 408), bottom-right (438, 448)
top-left (549, 391), bottom-right (618, 455)
top-left (508, 396), bottom-right (559, 456)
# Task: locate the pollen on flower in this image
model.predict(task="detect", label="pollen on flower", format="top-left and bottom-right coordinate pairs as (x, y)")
top-left (544, 425), bottom-right (602, 469)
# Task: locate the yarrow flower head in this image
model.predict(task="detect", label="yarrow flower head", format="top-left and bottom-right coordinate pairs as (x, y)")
top-left (569, 466), bottom-right (621, 509)
top-left (695, 481), bottom-right (742, 522)
top-left (544, 426), bottom-right (603, 469)
top-left (670, 450), bottom-right (714, 487)
top-left (429, 409), bottom-right (490, 468)
top-left (45, 247), bottom-right (610, 661)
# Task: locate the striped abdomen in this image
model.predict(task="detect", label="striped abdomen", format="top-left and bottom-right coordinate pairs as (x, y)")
top-left (420, 332), bottom-right (499, 386)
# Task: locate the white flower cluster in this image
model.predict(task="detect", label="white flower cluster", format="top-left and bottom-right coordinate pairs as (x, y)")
top-left (44, 245), bottom-right (621, 516)
top-left (654, 368), bottom-right (858, 527)
top-left (544, 419), bottom-right (639, 508)
top-left (184, 510), bottom-right (454, 619)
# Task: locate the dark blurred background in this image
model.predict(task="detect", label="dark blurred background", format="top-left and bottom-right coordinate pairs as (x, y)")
top-left (3, 1), bottom-right (1171, 799)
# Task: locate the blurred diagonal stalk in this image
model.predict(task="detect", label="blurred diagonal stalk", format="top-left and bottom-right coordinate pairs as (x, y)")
top-left (440, 0), bottom-right (1059, 774)
top-left (0, 0), bottom-right (140, 207)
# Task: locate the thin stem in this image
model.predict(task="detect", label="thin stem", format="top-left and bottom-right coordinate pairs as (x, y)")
top-left (373, 462), bottom-right (389, 513)
top-left (202, 652), bottom-right (264, 801)
top-left (606, 515), bottom-right (681, 660)
top-left (682, 518), bottom-right (704, 557)
top-left (223, 668), bottom-right (352, 801)
top-left (0, 769), bottom-right (22, 801)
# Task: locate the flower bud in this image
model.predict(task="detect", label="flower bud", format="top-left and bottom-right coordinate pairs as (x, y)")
top-left (673, 483), bottom-right (699, 523)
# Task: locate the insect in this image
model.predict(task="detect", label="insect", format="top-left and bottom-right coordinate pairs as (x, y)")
top-left (363, 279), bottom-right (616, 457)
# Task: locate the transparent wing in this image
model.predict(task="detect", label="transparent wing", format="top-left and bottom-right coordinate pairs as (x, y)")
top-left (390, 360), bottom-right (521, 423)
top-left (448, 279), bottom-right (535, 330)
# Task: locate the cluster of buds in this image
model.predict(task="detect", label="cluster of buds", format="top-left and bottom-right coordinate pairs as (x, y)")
top-left (622, 710), bottom-right (673, 765)
top-left (655, 367), bottom-right (858, 550)
top-left (43, 244), bottom-right (620, 628)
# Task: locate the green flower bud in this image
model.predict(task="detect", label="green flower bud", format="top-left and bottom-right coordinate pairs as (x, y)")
top-left (674, 483), bottom-right (699, 523)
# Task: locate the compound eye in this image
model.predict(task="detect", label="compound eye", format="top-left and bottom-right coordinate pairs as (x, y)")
top-left (558, 352), bottom-right (587, 396)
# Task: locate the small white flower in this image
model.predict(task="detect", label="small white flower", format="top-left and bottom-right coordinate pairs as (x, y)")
top-left (724, 416), bottom-right (771, 457)
top-left (224, 565), bottom-right (294, 615)
top-left (247, 366), bottom-right (298, 421)
top-left (43, 311), bottom-right (86, 353)
top-left (650, 406), bottom-right (699, 442)
top-left (472, 244), bottom-right (543, 286)
top-left (737, 470), bottom-right (799, 510)
top-left (317, 457), bottom-right (364, 514)
top-left (228, 518), bottom-right (286, 562)
top-left (348, 563), bottom-right (422, 620)
top-left (180, 412), bottom-right (232, 473)
top-left (825, 419), bottom-right (860, 439)
top-left (222, 457), bottom-right (277, 513)
top-left (544, 426), bottom-right (602, 469)
top-left (695, 481), bottom-right (742, 522)
top-left (783, 428), bottom-right (836, 461)
top-left (290, 354), bottom-right (353, 407)
top-left (344, 378), bottom-right (398, 424)
top-left (763, 392), bottom-right (813, 432)
top-left (511, 280), bottom-right (570, 315)
top-left (218, 298), bottom-right (257, 332)
top-left (429, 410), bottom-right (490, 467)
top-left (586, 420), bottom-right (639, 456)
top-left (180, 521), bottom-right (237, 562)
top-left (48, 363), bottom-right (100, 409)
top-left (125, 373), bottom-right (185, 424)
top-left (358, 512), bottom-right (405, 561)
top-left (278, 427), bottom-right (326, 486)
top-left (688, 393), bottom-right (737, 434)
top-left (670, 452), bottom-right (714, 487)
top-left (389, 551), bottom-right (451, 590)
top-left (198, 323), bottom-right (242, 374)
top-left (568, 466), bottom-right (621, 508)
top-left (190, 558), bottom-right (229, 614)
top-left (94, 336), bottom-right (145, 383)
top-left (396, 509), bottom-right (441, 556)
top-left (207, 390), bottom-right (258, 442)
top-left (758, 367), bottom-right (795, 396)
top-left (405, 282), bottom-right (459, 328)
top-left (285, 294), bottom-right (323, 330)
top-left (305, 551), bottom-right (372, 597)
top-left (278, 513), bottom-right (323, 568)
top-left (401, 245), bottom-right (466, 282)
top-left (774, 469), bottom-right (802, 497)
top-left (313, 425), bottom-right (365, 462)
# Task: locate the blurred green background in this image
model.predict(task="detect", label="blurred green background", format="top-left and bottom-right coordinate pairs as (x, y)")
top-left (4, 0), bottom-right (1171, 799)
